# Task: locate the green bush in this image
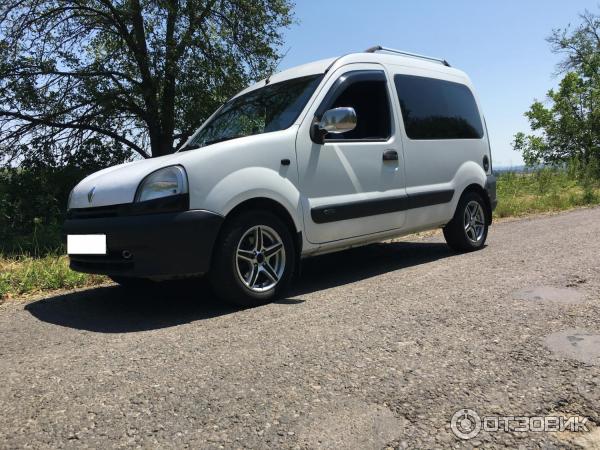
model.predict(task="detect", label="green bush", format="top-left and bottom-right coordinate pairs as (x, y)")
top-left (1, 144), bottom-right (130, 256)
top-left (1, 167), bottom-right (77, 254)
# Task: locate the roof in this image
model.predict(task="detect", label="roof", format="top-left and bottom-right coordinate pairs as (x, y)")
top-left (234, 49), bottom-right (469, 98)
top-left (233, 57), bottom-right (337, 98)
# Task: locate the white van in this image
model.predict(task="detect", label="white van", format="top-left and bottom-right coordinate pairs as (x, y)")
top-left (65, 46), bottom-right (497, 306)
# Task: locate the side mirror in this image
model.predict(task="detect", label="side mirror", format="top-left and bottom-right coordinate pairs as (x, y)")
top-left (311, 107), bottom-right (357, 144)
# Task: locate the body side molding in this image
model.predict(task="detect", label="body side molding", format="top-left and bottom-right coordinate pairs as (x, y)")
top-left (311, 189), bottom-right (455, 224)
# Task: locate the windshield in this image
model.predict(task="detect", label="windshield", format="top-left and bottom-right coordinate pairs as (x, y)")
top-left (182, 74), bottom-right (323, 150)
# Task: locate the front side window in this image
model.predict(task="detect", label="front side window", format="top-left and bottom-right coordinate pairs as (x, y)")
top-left (394, 74), bottom-right (483, 140)
top-left (184, 74), bottom-right (323, 149)
top-left (320, 71), bottom-right (392, 141)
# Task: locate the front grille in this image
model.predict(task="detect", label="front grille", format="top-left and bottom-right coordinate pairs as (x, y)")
top-left (67, 204), bottom-right (128, 219)
top-left (67, 194), bottom-right (189, 220)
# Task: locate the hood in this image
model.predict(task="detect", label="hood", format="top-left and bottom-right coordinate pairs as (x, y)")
top-left (69, 153), bottom-right (183, 209)
top-left (68, 131), bottom-right (290, 209)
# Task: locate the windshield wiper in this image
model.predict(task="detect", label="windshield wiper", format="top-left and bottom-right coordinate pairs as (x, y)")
top-left (180, 134), bottom-right (244, 151)
top-left (180, 143), bottom-right (201, 152)
top-left (203, 135), bottom-right (244, 146)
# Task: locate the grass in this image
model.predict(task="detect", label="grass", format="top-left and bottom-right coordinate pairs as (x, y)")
top-left (0, 255), bottom-right (106, 301)
top-left (1, 168), bottom-right (599, 301)
top-left (494, 168), bottom-right (600, 218)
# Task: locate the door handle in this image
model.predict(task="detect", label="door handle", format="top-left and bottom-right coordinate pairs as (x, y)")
top-left (382, 150), bottom-right (398, 161)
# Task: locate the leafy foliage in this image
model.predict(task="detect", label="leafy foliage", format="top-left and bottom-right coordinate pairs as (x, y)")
top-left (0, 145), bottom-right (129, 255)
top-left (513, 9), bottom-right (600, 173)
top-left (0, 0), bottom-right (294, 160)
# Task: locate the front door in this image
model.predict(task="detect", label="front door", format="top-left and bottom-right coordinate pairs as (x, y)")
top-left (296, 64), bottom-right (406, 244)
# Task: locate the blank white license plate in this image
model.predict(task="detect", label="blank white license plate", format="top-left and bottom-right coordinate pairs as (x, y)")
top-left (67, 234), bottom-right (107, 255)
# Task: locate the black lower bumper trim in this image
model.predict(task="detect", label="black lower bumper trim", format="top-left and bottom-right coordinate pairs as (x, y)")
top-left (64, 210), bottom-right (224, 278)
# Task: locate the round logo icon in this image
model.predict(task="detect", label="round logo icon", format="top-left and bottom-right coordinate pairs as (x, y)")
top-left (451, 409), bottom-right (481, 440)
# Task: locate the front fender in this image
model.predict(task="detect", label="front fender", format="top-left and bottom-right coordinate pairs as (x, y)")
top-left (201, 167), bottom-right (303, 231)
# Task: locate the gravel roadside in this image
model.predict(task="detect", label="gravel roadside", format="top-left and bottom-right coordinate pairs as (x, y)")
top-left (1, 207), bottom-right (599, 449)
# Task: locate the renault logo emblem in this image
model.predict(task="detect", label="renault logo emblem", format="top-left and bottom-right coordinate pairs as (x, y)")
top-left (87, 186), bottom-right (96, 204)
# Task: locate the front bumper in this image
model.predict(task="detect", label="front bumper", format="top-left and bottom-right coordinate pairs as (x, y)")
top-left (64, 210), bottom-right (224, 278)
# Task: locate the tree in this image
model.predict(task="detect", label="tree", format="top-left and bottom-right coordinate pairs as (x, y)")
top-left (0, 0), bottom-right (293, 161)
top-left (513, 8), bottom-right (600, 169)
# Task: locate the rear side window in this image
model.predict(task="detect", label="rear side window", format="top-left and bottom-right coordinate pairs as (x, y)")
top-left (394, 75), bottom-right (483, 140)
top-left (320, 71), bottom-right (392, 141)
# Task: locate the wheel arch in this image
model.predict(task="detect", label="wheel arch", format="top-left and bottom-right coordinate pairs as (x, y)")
top-left (218, 196), bottom-right (303, 258)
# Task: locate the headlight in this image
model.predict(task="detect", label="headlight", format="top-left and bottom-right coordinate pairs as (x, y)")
top-left (135, 166), bottom-right (188, 202)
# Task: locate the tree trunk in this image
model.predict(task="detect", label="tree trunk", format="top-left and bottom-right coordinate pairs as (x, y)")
top-left (154, 0), bottom-right (179, 159)
top-left (149, 129), bottom-right (175, 158)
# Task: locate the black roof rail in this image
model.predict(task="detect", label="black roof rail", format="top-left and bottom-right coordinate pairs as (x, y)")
top-left (364, 45), bottom-right (451, 67)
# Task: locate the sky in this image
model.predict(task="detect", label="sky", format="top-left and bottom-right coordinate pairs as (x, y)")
top-left (280, 0), bottom-right (597, 168)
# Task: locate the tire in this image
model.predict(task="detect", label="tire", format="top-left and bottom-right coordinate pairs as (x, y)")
top-left (443, 191), bottom-right (489, 252)
top-left (109, 276), bottom-right (155, 290)
top-left (209, 210), bottom-right (296, 307)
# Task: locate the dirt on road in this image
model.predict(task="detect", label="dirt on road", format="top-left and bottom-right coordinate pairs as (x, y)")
top-left (1, 208), bottom-right (599, 449)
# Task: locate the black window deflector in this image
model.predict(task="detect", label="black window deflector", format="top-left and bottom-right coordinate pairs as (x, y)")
top-left (315, 70), bottom-right (387, 120)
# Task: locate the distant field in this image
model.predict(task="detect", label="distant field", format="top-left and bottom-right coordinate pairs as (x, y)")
top-left (1, 169), bottom-right (599, 301)
top-left (494, 169), bottom-right (600, 218)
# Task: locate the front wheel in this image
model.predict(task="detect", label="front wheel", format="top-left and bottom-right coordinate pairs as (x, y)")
top-left (443, 191), bottom-right (489, 252)
top-left (209, 211), bottom-right (296, 307)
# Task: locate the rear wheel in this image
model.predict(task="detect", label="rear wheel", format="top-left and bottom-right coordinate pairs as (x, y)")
top-left (210, 211), bottom-right (296, 307)
top-left (443, 191), bottom-right (489, 252)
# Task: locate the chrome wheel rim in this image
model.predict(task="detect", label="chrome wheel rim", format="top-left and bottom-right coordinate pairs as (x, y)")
top-left (235, 225), bottom-right (286, 293)
top-left (463, 200), bottom-right (485, 244)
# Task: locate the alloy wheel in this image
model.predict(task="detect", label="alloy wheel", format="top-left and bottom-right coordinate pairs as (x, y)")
top-left (235, 225), bottom-right (286, 292)
top-left (463, 200), bottom-right (485, 244)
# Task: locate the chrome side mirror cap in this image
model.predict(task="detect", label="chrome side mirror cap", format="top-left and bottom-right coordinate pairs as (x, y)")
top-left (311, 107), bottom-right (357, 144)
top-left (319, 107), bottom-right (357, 134)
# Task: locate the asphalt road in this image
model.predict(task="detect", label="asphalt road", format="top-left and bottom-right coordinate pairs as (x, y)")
top-left (1, 208), bottom-right (600, 449)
